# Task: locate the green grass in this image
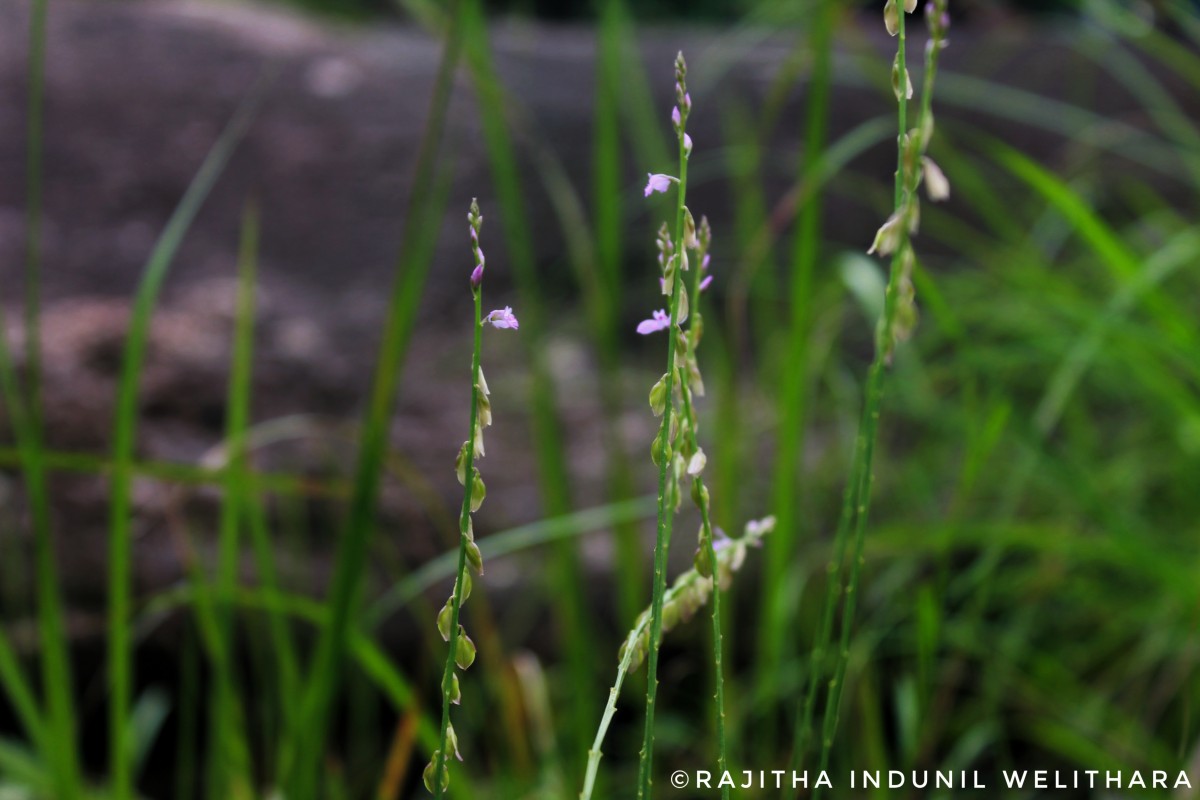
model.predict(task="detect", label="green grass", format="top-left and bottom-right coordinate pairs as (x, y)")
top-left (2, 0), bottom-right (1199, 797)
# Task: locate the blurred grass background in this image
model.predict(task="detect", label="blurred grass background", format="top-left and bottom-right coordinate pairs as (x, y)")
top-left (1, 0), bottom-right (1199, 797)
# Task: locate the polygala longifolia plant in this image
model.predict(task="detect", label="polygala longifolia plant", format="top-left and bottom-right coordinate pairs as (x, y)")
top-left (426, 199), bottom-right (519, 797)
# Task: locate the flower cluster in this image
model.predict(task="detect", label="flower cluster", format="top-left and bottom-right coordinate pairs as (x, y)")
top-left (868, 0), bottom-right (951, 357)
top-left (426, 200), bottom-right (517, 797)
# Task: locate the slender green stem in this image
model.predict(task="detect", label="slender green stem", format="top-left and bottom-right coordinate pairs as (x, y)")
top-left (433, 287), bottom-right (483, 800)
top-left (581, 612), bottom-right (651, 800)
top-left (809, 5), bottom-right (949, 791)
top-left (678, 248), bottom-right (729, 796)
top-left (637, 65), bottom-right (690, 800)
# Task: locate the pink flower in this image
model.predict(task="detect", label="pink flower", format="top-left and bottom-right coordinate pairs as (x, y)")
top-left (470, 265), bottom-right (484, 287)
top-left (700, 275), bottom-right (713, 292)
top-left (644, 173), bottom-right (676, 197)
top-left (637, 309), bottom-right (671, 335)
top-left (485, 307), bottom-right (519, 330)
top-left (672, 106), bottom-right (682, 128)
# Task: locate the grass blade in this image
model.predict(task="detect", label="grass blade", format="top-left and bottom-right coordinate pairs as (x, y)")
top-left (107, 83), bottom-right (261, 799)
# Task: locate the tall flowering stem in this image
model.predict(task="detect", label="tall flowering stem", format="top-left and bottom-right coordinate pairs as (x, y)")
top-left (796, 1), bottom-right (951, 791)
top-left (637, 52), bottom-right (692, 800)
top-left (427, 199), bottom-right (513, 797)
top-left (675, 218), bottom-right (731, 798)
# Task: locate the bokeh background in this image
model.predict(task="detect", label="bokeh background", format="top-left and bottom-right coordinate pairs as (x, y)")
top-left (1, 0), bottom-right (1198, 797)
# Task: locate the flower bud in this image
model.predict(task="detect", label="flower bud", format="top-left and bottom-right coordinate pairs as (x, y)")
top-left (455, 628), bottom-right (477, 670)
top-left (904, 0), bottom-right (917, 11)
top-left (687, 448), bottom-right (707, 477)
top-left (868, 213), bottom-right (904, 256)
top-left (921, 156), bottom-right (950, 201)
top-left (457, 572), bottom-right (472, 603)
top-left (694, 543), bottom-right (713, 578)
top-left (690, 477), bottom-right (708, 508)
top-left (683, 133), bottom-right (693, 157)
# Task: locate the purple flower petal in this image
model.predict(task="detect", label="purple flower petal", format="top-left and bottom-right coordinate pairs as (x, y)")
top-left (485, 306), bottom-right (519, 330)
top-left (470, 265), bottom-right (484, 287)
top-left (643, 173), bottom-right (675, 197)
top-left (699, 275), bottom-right (713, 292)
top-left (636, 309), bottom-right (671, 335)
top-left (672, 106), bottom-right (681, 128)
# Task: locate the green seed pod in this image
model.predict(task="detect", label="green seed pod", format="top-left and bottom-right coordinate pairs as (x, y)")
top-left (477, 391), bottom-right (492, 428)
top-left (446, 722), bottom-right (463, 761)
top-left (437, 600), bottom-right (454, 642)
top-left (473, 423), bottom-right (485, 458)
top-left (688, 356), bottom-right (705, 397)
top-left (465, 539), bottom-right (484, 575)
top-left (649, 373), bottom-right (669, 417)
top-left (694, 543), bottom-right (713, 578)
top-left (470, 469), bottom-right (486, 513)
top-left (883, 0), bottom-right (899, 35)
top-left (892, 55), bottom-right (913, 102)
top-left (449, 672), bottom-right (461, 705)
top-left (457, 572), bottom-right (472, 603)
top-left (423, 753), bottom-right (449, 794)
top-left (454, 442), bottom-right (469, 486)
top-left (455, 628), bottom-right (477, 670)
top-left (651, 425), bottom-right (669, 467)
top-left (677, 286), bottom-right (689, 325)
